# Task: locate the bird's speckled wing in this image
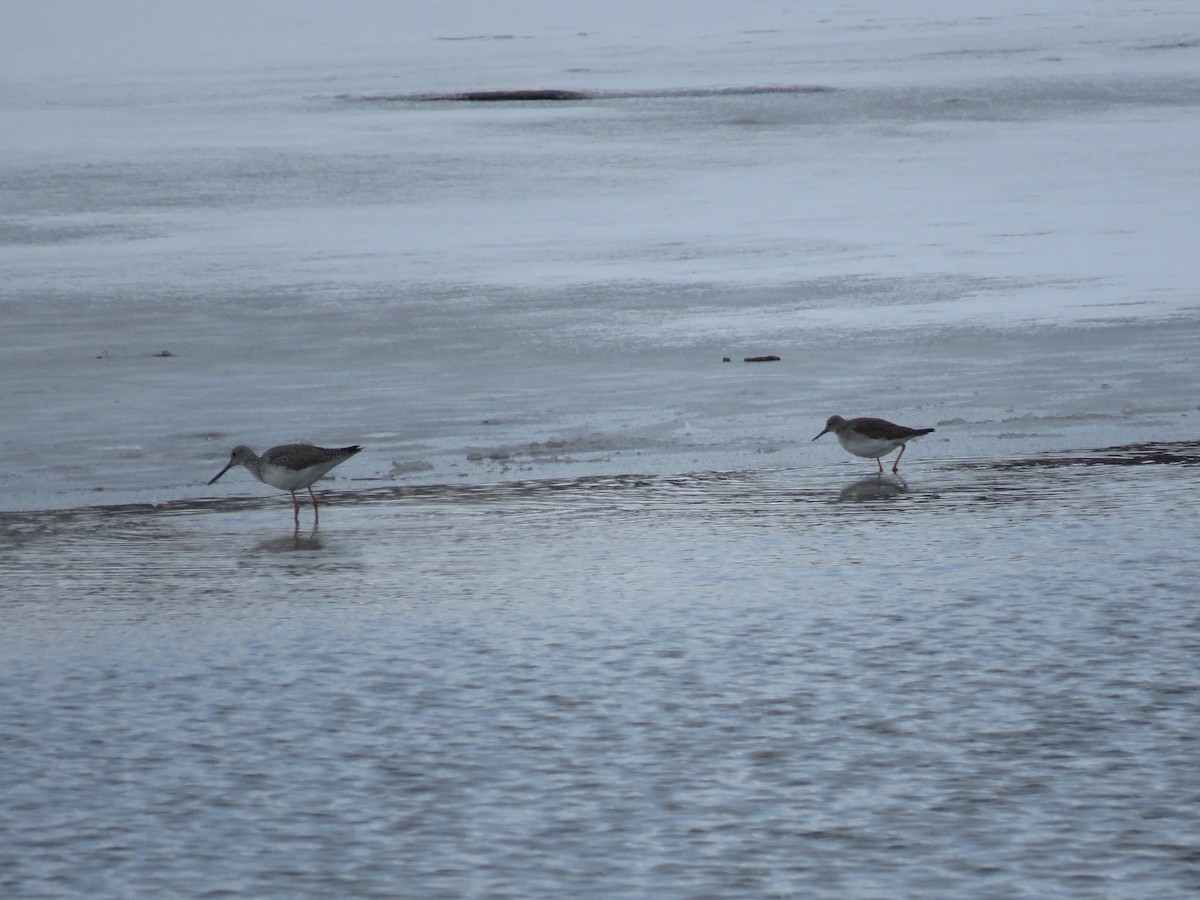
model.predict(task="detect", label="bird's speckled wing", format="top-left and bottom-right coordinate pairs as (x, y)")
top-left (262, 444), bottom-right (362, 471)
top-left (850, 418), bottom-right (934, 440)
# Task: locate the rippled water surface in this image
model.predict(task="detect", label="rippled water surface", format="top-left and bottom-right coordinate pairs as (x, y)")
top-left (7, 2), bottom-right (1200, 896)
top-left (3, 447), bottom-right (1199, 898)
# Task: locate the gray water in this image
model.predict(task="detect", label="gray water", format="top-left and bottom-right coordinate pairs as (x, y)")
top-left (6, 5), bottom-right (1200, 895)
top-left (3, 445), bottom-right (1198, 898)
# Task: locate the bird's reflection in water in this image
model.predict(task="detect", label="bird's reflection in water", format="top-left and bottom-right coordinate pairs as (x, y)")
top-left (255, 530), bottom-right (324, 553)
top-left (838, 474), bottom-right (908, 503)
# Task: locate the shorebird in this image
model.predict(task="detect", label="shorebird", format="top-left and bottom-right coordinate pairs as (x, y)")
top-left (208, 443), bottom-right (362, 526)
top-left (812, 416), bottom-right (934, 474)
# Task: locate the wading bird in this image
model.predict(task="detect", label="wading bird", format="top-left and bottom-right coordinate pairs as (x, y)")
top-left (812, 416), bottom-right (934, 474)
top-left (208, 443), bottom-right (362, 526)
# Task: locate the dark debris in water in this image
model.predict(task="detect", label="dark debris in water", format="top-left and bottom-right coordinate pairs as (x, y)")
top-left (978, 441), bottom-right (1200, 470)
top-left (341, 85), bottom-right (835, 103)
top-left (440, 89), bottom-right (591, 102)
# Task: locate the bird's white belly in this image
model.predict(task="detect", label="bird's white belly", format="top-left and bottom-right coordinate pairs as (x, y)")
top-left (837, 433), bottom-right (899, 459)
top-left (258, 465), bottom-right (318, 492)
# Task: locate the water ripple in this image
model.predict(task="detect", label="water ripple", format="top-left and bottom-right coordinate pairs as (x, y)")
top-left (2, 442), bottom-right (1199, 898)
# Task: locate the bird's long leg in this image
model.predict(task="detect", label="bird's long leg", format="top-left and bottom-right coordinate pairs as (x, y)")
top-left (876, 457), bottom-right (884, 474)
top-left (309, 487), bottom-right (319, 527)
top-left (892, 443), bottom-right (907, 474)
top-left (291, 490), bottom-right (301, 528)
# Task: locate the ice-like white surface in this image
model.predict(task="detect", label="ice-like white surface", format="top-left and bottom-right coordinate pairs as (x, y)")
top-left (2, 1), bottom-right (1199, 510)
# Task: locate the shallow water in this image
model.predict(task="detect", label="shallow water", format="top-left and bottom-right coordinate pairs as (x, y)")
top-left (5, 3), bottom-right (1200, 896)
top-left (5, 41), bottom-right (1200, 511)
top-left (3, 445), bottom-right (1199, 898)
